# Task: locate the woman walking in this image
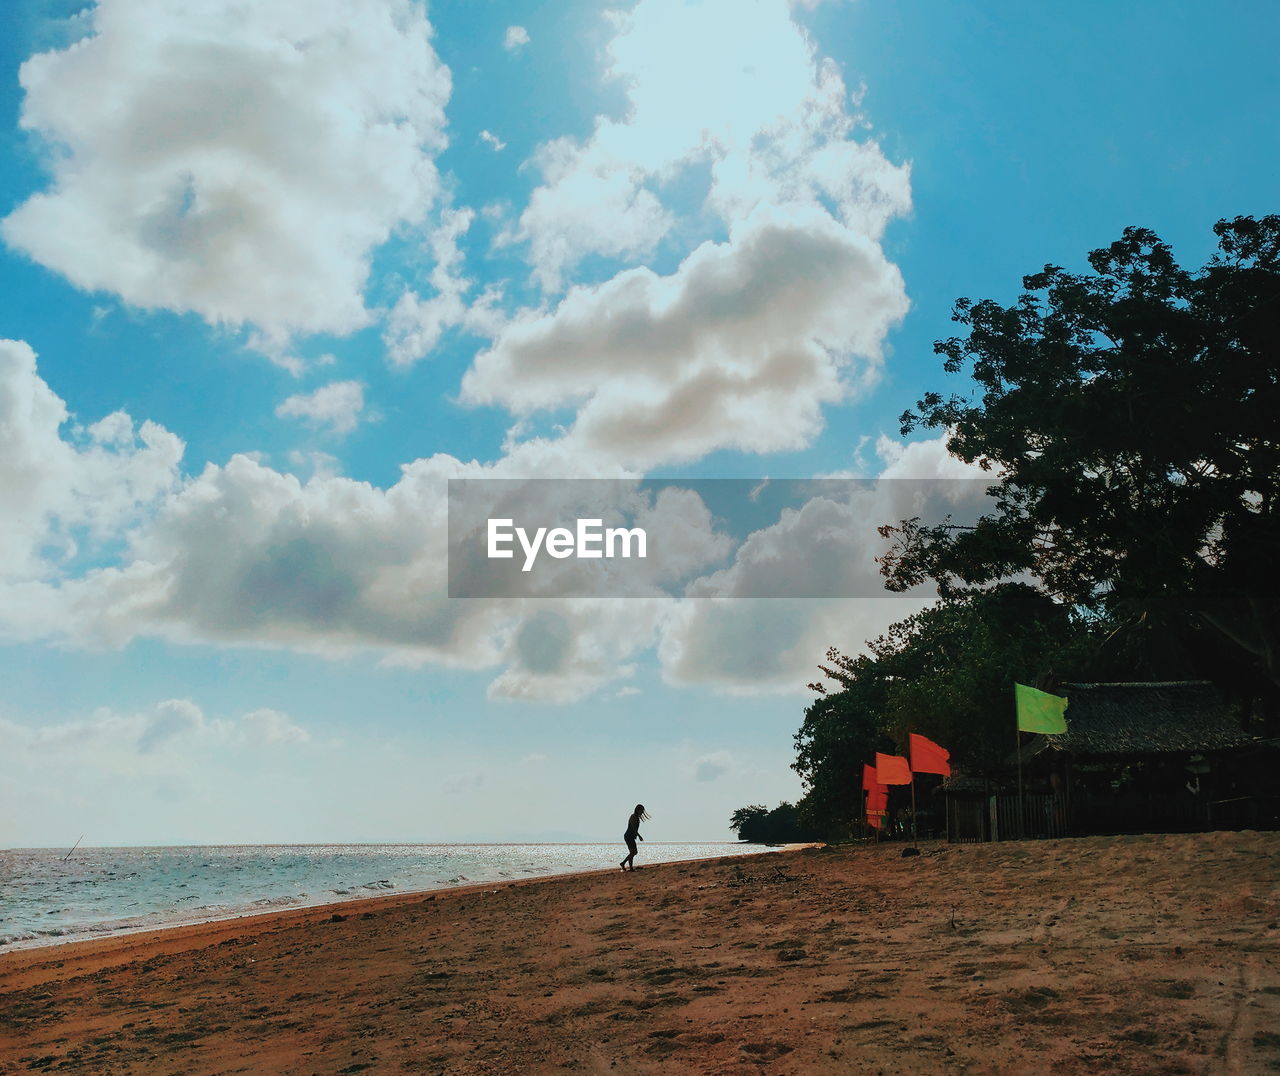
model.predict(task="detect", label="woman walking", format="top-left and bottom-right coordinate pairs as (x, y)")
top-left (620, 805), bottom-right (650, 871)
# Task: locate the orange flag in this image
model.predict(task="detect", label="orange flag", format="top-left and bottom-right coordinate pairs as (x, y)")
top-left (866, 786), bottom-right (888, 828)
top-left (875, 752), bottom-right (912, 785)
top-left (862, 763), bottom-right (888, 794)
top-left (909, 733), bottom-right (952, 777)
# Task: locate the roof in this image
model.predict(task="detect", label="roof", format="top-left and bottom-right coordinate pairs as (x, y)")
top-left (938, 774), bottom-right (988, 795)
top-left (1029, 681), bottom-right (1251, 757)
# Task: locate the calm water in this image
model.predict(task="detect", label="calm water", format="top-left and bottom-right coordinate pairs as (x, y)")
top-left (0, 843), bottom-right (769, 950)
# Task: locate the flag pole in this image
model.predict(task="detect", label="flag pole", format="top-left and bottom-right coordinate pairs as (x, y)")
top-left (910, 774), bottom-right (918, 849)
top-left (1015, 697), bottom-right (1024, 841)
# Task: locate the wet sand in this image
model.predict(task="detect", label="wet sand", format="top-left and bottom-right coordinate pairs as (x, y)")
top-left (2, 831), bottom-right (1278, 1074)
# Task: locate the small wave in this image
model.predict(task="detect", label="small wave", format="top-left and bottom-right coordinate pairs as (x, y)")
top-left (250, 895), bottom-right (302, 908)
top-left (0, 931), bottom-right (41, 946)
top-left (360, 880), bottom-right (395, 890)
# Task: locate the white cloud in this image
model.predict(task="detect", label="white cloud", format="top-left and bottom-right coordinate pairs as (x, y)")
top-left (275, 381), bottom-right (366, 435)
top-left (509, 137), bottom-right (672, 292)
top-left (445, 770), bottom-right (486, 793)
top-left (510, 0), bottom-right (910, 289)
top-left (466, 206), bottom-right (907, 469)
top-left (2, 0), bottom-right (451, 344)
top-left (137, 697), bottom-right (205, 753)
top-left (32, 440), bottom-right (679, 701)
top-left (383, 207), bottom-right (501, 367)
top-left (694, 750), bottom-right (733, 782)
top-left (287, 450), bottom-right (342, 481)
top-left (0, 338), bottom-right (183, 591)
top-left (504, 25), bottom-right (530, 51)
top-left (479, 129), bottom-right (506, 152)
top-left (478, 0), bottom-right (911, 470)
top-left (0, 698), bottom-right (311, 758)
top-left (240, 707), bottom-right (311, 746)
top-left (2, 349), bottom-right (987, 704)
top-left (656, 436), bottom-right (990, 692)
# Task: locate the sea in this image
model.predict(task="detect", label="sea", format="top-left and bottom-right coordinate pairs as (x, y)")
top-left (0, 842), bottom-right (771, 951)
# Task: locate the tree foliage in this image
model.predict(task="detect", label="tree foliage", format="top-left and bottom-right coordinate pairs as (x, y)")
top-left (728, 802), bottom-right (817, 843)
top-left (883, 217), bottom-right (1280, 690)
top-left (791, 585), bottom-right (1098, 833)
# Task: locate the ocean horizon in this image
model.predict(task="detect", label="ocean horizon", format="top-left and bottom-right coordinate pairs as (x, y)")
top-left (0, 842), bottom-right (774, 951)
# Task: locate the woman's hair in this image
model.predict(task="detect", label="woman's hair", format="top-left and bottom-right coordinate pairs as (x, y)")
top-left (633, 804), bottom-right (651, 820)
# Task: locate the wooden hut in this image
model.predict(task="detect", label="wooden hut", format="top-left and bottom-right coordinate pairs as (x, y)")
top-left (1015, 681), bottom-right (1265, 835)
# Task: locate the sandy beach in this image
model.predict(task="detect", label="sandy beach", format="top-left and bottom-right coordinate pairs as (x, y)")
top-left (2, 831), bottom-right (1278, 1074)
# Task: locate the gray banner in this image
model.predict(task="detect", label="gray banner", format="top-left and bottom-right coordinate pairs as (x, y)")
top-left (447, 478), bottom-right (993, 599)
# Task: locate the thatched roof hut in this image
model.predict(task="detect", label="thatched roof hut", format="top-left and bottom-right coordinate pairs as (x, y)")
top-left (1017, 681), bottom-right (1251, 761)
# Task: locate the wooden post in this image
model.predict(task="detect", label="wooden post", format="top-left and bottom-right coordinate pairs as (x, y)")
top-left (910, 776), bottom-right (918, 848)
top-left (62, 835), bottom-right (84, 863)
top-left (1016, 722), bottom-right (1024, 841)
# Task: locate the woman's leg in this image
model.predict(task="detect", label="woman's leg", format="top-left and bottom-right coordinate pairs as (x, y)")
top-left (621, 837), bottom-right (637, 870)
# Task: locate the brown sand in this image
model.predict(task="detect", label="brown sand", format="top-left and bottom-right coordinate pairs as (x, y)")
top-left (1, 831), bottom-right (1278, 1074)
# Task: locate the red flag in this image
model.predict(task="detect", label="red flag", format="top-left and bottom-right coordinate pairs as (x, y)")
top-left (875, 752), bottom-right (912, 785)
top-left (909, 733), bottom-right (952, 777)
top-left (864, 763), bottom-right (890, 829)
top-left (862, 763), bottom-right (888, 794)
top-left (866, 786), bottom-right (888, 828)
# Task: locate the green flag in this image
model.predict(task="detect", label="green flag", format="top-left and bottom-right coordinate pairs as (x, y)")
top-left (1015, 683), bottom-right (1068, 734)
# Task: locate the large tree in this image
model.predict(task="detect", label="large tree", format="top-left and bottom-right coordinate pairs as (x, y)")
top-left (883, 216), bottom-right (1280, 697)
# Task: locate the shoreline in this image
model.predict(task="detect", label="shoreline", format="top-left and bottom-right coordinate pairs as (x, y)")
top-left (0, 844), bottom-right (804, 964)
top-left (3, 832), bottom-right (1277, 1073)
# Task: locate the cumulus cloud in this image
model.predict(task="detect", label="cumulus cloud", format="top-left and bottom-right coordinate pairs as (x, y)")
top-left (2, 0), bottom-right (451, 344)
top-left (240, 707), bottom-right (311, 746)
top-left (694, 750), bottom-right (733, 781)
top-left (504, 25), bottom-right (530, 51)
top-left (25, 437), bottom-right (670, 700)
top-left (2, 346), bottom-right (981, 703)
top-left (0, 351), bottom-right (670, 699)
top-left (0, 338), bottom-right (183, 590)
top-left (479, 129), bottom-right (506, 152)
top-left (382, 207), bottom-right (505, 367)
top-left (509, 0), bottom-right (910, 288)
top-left (478, 0), bottom-right (911, 469)
top-left (0, 698), bottom-right (310, 756)
top-left (466, 207), bottom-right (906, 469)
top-left (657, 436), bottom-right (990, 692)
top-left (275, 381), bottom-right (365, 435)
top-left (137, 697), bottom-right (206, 753)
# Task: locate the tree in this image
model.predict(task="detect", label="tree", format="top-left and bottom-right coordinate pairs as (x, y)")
top-left (728, 805), bottom-right (769, 841)
top-left (728, 802), bottom-right (816, 843)
top-left (792, 652), bottom-right (891, 834)
top-left (791, 585), bottom-right (1099, 834)
top-left (883, 216), bottom-right (1280, 698)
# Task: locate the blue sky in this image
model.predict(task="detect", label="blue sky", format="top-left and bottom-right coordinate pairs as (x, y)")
top-left (0, 0), bottom-right (1275, 846)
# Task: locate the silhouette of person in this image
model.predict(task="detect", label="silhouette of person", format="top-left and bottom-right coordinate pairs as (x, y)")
top-left (620, 804), bottom-right (650, 871)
